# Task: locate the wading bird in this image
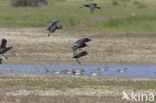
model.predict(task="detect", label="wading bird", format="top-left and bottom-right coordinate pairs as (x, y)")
top-left (80, 3), bottom-right (101, 13)
top-left (46, 20), bottom-right (62, 36)
top-left (73, 51), bottom-right (88, 64)
top-left (90, 72), bottom-right (97, 76)
top-left (72, 42), bottom-right (88, 55)
top-left (0, 39), bottom-right (13, 60)
top-left (117, 68), bottom-right (127, 73)
top-left (75, 38), bottom-right (91, 44)
top-left (97, 66), bottom-right (109, 72)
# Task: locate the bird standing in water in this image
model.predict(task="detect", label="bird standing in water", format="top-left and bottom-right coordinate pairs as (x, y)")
top-left (46, 20), bottom-right (62, 36)
top-left (0, 39), bottom-right (13, 60)
top-left (80, 3), bottom-right (101, 13)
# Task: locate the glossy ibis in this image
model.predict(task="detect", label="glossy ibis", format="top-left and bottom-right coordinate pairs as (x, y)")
top-left (46, 20), bottom-right (62, 36)
top-left (75, 38), bottom-right (91, 44)
top-left (0, 39), bottom-right (13, 60)
top-left (72, 42), bottom-right (88, 55)
top-left (73, 51), bottom-right (88, 64)
top-left (80, 3), bottom-right (101, 13)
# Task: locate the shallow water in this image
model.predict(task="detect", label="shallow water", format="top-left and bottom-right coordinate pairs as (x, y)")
top-left (0, 64), bottom-right (156, 78)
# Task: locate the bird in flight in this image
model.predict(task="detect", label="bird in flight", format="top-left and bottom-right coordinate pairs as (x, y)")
top-left (0, 39), bottom-right (13, 60)
top-left (75, 38), bottom-right (91, 44)
top-left (72, 42), bottom-right (88, 55)
top-left (46, 20), bottom-right (62, 36)
top-left (73, 51), bottom-right (88, 64)
top-left (80, 3), bottom-right (101, 13)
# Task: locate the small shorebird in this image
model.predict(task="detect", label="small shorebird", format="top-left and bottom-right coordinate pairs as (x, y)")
top-left (90, 72), bottom-right (97, 76)
top-left (117, 68), bottom-right (127, 73)
top-left (97, 66), bottom-right (109, 72)
top-left (65, 69), bottom-right (72, 74)
top-left (71, 69), bottom-right (79, 75)
top-left (53, 70), bottom-right (63, 74)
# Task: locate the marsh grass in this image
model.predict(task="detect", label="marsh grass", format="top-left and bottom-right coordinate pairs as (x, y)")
top-left (0, 0), bottom-right (155, 34)
top-left (0, 75), bottom-right (156, 90)
top-left (0, 75), bottom-right (156, 103)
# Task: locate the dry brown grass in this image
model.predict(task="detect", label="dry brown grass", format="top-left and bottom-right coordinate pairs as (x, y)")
top-left (0, 75), bottom-right (155, 103)
top-left (1, 27), bottom-right (156, 64)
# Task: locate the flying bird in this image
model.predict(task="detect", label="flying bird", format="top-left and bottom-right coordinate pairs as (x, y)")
top-left (0, 39), bottom-right (13, 60)
top-left (46, 20), bottom-right (62, 36)
top-left (73, 51), bottom-right (88, 64)
top-left (72, 42), bottom-right (88, 55)
top-left (75, 38), bottom-right (91, 44)
top-left (80, 3), bottom-right (101, 13)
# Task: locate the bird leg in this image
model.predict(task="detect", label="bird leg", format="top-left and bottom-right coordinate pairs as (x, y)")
top-left (1, 54), bottom-right (7, 60)
top-left (48, 31), bottom-right (50, 37)
top-left (76, 59), bottom-right (81, 65)
top-left (73, 51), bottom-right (76, 56)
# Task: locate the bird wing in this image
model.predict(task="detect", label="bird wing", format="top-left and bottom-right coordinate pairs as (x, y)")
top-left (91, 3), bottom-right (97, 6)
top-left (83, 4), bottom-right (89, 7)
top-left (47, 21), bottom-right (59, 30)
top-left (0, 39), bottom-right (7, 49)
top-left (72, 45), bottom-right (79, 51)
top-left (50, 25), bottom-right (57, 33)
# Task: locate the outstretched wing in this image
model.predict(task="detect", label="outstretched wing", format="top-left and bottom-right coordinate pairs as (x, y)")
top-left (47, 21), bottom-right (59, 30)
top-left (0, 39), bottom-right (7, 49)
top-left (83, 4), bottom-right (90, 7)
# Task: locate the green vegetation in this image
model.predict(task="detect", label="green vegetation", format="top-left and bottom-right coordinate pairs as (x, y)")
top-left (0, 0), bottom-right (156, 34)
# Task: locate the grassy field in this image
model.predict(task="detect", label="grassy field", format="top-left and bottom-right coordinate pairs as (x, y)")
top-left (0, 75), bottom-right (155, 103)
top-left (0, 1), bottom-right (156, 102)
top-left (0, 0), bottom-right (156, 34)
top-left (0, 0), bottom-right (156, 64)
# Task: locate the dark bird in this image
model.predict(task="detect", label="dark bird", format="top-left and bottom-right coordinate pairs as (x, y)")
top-left (75, 38), bottom-right (91, 44)
top-left (46, 20), bottom-right (62, 36)
top-left (73, 51), bottom-right (88, 64)
top-left (72, 42), bottom-right (88, 55)
top-left (0, 39), bottom-right (13, 60)
top-left (80, 3), bottom-right (101, 13)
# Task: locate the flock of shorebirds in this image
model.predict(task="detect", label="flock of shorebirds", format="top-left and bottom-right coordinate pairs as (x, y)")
top-left (49, 67), bottom-right (128, 76)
